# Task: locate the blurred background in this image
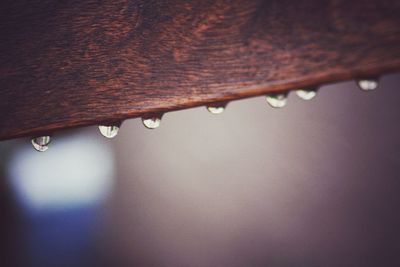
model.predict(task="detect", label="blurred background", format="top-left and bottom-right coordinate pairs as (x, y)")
top-left (0, 74), bottom-right (399, 267)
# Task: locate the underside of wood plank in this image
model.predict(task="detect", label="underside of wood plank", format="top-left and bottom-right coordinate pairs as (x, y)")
top-left (1, 0), bottom-right (400, 140)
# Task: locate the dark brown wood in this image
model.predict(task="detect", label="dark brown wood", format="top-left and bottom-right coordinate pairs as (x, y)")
top-left (1, 0), bottom-right (400, 140)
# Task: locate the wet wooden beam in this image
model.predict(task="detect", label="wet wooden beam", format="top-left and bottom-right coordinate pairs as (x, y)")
top-left (1, 0), bottom-right (400, 140)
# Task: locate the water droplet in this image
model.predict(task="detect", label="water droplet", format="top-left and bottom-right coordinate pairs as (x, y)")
top-left (99, 124), bottom-right (120, 138)
top-left (142, 114), bottom-right (162, 129)
top-left (296, 88), bottom-right (317, 100)
top-left (31, 136), bottom-right (51, 152)
top-left (357, 79), bottom-right (379, 91)
top-left (266, 92), bottom-right (288, 108)
top-left (206, 105), bottom-right (225, 114)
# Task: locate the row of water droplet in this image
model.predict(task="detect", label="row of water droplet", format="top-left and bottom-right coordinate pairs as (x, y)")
top-left (31, 79), bottom-right (379, 152)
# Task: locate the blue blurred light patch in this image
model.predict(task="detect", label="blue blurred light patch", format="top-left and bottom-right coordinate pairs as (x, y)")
top-left (7, 132), bottom-right (115, 212)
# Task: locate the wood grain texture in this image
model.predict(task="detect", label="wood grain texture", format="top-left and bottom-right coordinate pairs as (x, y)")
top-left (1, 0), bottom-right (400, 140)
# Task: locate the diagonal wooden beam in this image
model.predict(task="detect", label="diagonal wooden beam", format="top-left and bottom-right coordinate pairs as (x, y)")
top-left (1, 0), bottom-right (400, 140)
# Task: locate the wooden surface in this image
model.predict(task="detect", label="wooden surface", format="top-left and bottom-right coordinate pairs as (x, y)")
top-left (1, 0), bottom-right (400, 140)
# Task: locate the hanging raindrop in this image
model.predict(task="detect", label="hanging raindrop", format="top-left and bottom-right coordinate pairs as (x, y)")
top-left (296, 88), bottom-right (317, 100)
top-left (206, 104), bottom-right (226, 114)
top-left (357, 79), bottom-right (379, 91)
top-left (31, 136), bottom-right (51, 152)
top-left (266, 92), bottom-right (288, 108)
top-left (142, 114), bottom-right (163, 129)
top-left (99, 123), bottom-right (120, 139)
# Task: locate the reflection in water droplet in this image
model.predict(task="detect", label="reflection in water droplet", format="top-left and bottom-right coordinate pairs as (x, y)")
top-left (296, 88), bottom-right (317, 100)
top-left (99, 124), bottom-right (120, 139)
top-left (266, 92), bottom-right (288, 108)
top-left (357, 79), bottom-right (379, 91)
top-left (142, 114), bottom-right (162, 129)
top-left (207, 105), bottom-right (225, 114)
top-left (31, 136), bottom-right (51, 152)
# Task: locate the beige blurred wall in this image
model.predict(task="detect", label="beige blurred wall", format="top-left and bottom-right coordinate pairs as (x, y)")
top-left (103, 74), bottom-right (400, 266)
